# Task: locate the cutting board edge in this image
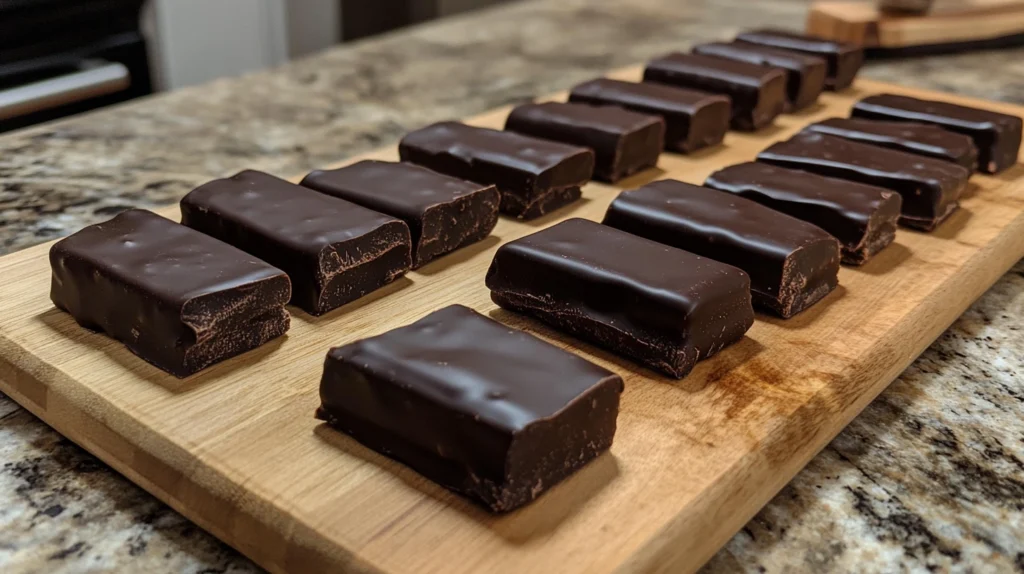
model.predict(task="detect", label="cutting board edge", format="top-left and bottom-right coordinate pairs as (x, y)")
top-left (619, 201), bottom-right (1024, 573)
top-left (0, 333), bottom-right (383, 574)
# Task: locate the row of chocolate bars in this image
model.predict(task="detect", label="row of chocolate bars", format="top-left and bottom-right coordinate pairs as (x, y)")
top-left (48, 29), bottom-right (1022, 512)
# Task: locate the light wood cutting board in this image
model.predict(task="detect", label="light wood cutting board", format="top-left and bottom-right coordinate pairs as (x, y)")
top-left (1, 66), bottom-right (1023, 574)
top-left (808, 0), bottom-right (1024, 47)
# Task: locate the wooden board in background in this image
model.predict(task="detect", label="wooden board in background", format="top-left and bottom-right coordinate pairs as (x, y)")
top-left (807, 0), bottom-right (1024, 48)
top-left (1, 67), bottom-right (1024, 574)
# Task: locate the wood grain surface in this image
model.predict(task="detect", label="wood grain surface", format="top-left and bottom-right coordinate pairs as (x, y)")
top-left (807, 0), bottom-right (1024, 47)
top-left (1, 67), bottom-right (1023, 574)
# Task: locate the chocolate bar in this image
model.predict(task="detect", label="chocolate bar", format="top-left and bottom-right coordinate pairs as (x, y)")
top-left (485, 218), bottom-right (753, 377)
top-left (504, 102), bottom-right (664, 182)
top-left (705, 162), bottom-right (902, 265)
top-left (568, 78), bottom-right (730, 153)
top-left (603, 180), bottom-right (841, 318)
top-left (316, 304), bottom-right (624, 512)
top-left (49, 209), bottom-right (291, 377)
top-left (758, 131), bottom-right (970, 231)
top-left (804, 117), bottom-right (979, 170)
top-left (643, 52), bottom-right (787, 130)
top-left (735, 29), bottom-right (864, 90)
top-left (852, 93), bottom-right (1023, 174)
top-left (299, 160), bottom-right (499, 268)
top-left (692, 41), bottom-right (826, 111)
top-left (180, 170), bottom-right (412, 316)
top-left (398, 121), bottom-right (594, 220)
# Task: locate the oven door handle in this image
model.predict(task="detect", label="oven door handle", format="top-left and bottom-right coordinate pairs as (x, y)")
top-left (0, 61), bottom-right (131, 121)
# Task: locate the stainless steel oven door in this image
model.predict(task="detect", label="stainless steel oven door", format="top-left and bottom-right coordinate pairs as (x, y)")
top-left (0, 60), bottom-right (130, 121)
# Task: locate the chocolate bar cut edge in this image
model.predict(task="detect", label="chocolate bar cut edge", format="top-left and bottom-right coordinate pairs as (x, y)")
top-left (643, 52), bottom-right (788, 131)
top-left (691, 41), bottom-right (827, 111)
top-left (300, 160), bottom-right (500, 268)
top-left (399, 122), bottom-right (594, 220)
top-left (567, 78), bottom-right (731, 154)
top-left (49, 209), bottom-right (291, 377)
top-left (181, 170), bottom-right (413, 316)
top-left (504, 102), bottom-right (665, 182)
top-left (735, 29), bottom-right (864, 90)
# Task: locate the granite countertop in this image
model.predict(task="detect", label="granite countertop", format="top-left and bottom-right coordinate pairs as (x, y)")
top-left (1, 0), bottom-right (1022, 571)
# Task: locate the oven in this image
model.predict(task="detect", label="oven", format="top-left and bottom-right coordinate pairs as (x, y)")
top-left (0, 0), bottom-right (153, 133)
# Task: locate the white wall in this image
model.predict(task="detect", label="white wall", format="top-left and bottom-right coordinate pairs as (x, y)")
top-left (144, 1), bottom-right (508, 91)
top-left (147, 0), bottom-right (290, 90)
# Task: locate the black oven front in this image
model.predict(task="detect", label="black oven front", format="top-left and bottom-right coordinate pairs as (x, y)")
top-left (0, 0), bottom-right (153, 133)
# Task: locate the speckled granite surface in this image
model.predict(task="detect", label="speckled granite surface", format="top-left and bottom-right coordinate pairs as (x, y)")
top-left (1, 0), bottom-right (1022, 572)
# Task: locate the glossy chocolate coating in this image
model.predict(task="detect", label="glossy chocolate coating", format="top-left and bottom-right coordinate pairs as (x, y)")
top-left (805, 117), bottom-right (979, 170)
top-left (485, 218), bottom-right (754, 377)
top-left (643, 52), bottom-right (787, 130)
top-left (180, 170), bottom-right (412, 316)
top-left (692, 41), bottom-right (826, 111)
top-left (603, 180), bottom-right (840, 318)
top-left (49, 209), bottom-right (291, 377)
top-left (300, 160), bottom-right (499, 268)
top-left (758, 131), bottom-right (970, 231)
top-left (316, 304), bottom-right (624, 512)
top-left (398, 121), bottom-right (594, 220)
top-left (568, 78), bottom-right (730, 153)
top-left (705, 162), bottom-right (902, 265)
top-left (852, 93), bottom-right (1022, 174)
top-left (735, 29), bottom-right (864, 90)
top-left (504, 102), bottom-right (665, 182)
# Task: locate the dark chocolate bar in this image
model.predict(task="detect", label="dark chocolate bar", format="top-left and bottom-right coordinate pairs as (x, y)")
top-left (804, 117), bottom-right (979, 170)
top-left (852, 93), bottom-right (1023, 174)
top-left (735, 29), bottom-right (864, 90)
top-left (705, 162), bottom-right (902, 265)
top-left (504, 102), bottom-right (664, 182)
top-left (398, 121), bottom-right (594, 220)
top-left (568, 78), bottom-right (730, 153)
top-left (603, 180), bottom-right (841, 318)
top-left (316, 304), bottom-right (624, 512)
top-left (299, 160), bottom-right (499, 268)
top-left (757, 131), bottom-right (970, 231)
top-left (692, 41), bottom-right (826, 111)
top-left (49, 209), bottom-right (291, 377)
top-left (643, 52), bottom-right (787, 130)
top-left (180, 170), bottom-right (412, 316)
top-left (485, 218), bottom-right (754, 377)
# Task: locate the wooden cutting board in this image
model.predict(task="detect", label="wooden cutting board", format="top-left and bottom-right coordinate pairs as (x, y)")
top-left (1, 66), bottom-right (1023, 574)
top-left (807, 0), bottom-right (1024, 49)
